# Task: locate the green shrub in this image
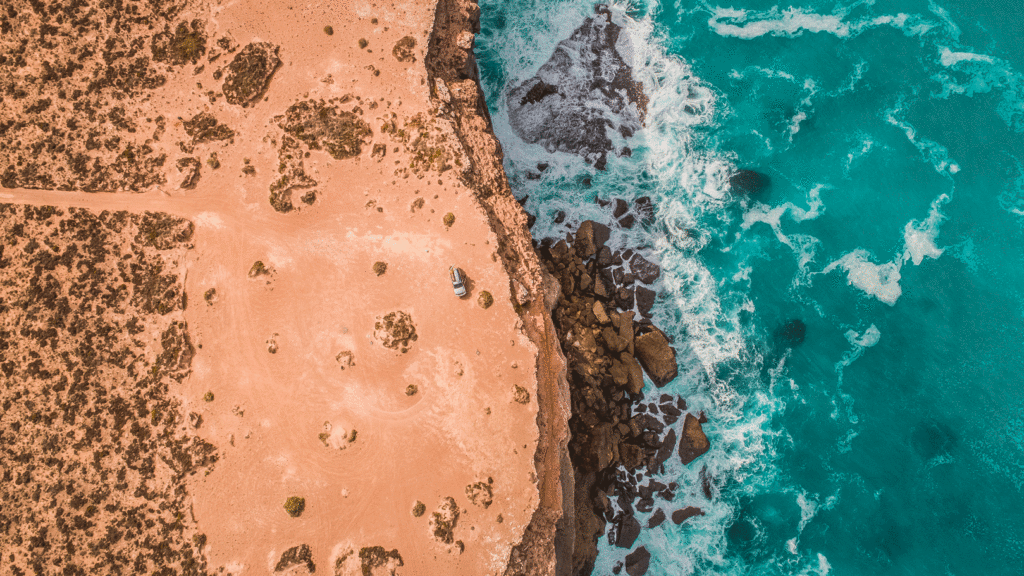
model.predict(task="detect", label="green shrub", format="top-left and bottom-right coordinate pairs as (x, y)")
top-left (373, 261), bottom-right (387, 276)
top-left (284, 496), bottom-right (306, 517)
top-left (324, 25), bottom-right (334, 35)
top-left (412, 501), bottom-right (426, 517)
top-left (358, 38), bottom-right (368, 49)
top-left (443, 212), bottom-right (455, 227)
top-left (405, 384), bottom-right (418, 396)
top-left (478, 291), bottom-right (493, 309)
top-left (203, 391), bottom-right (214, 402)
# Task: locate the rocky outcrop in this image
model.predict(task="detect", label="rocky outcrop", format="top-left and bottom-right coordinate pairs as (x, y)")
top-left (507, 5), bottom-right (647, 170)
top-left (729, 169), bottom-right (770, 197)
top-left (634, 328), bottom-right (677, 387)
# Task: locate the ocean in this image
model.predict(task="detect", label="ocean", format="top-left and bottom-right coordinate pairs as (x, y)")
top-left (474, 0), bottom-right (1024, 574)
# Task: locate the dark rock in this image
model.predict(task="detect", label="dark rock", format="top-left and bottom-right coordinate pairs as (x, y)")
top-left (572, 471), bottom-right (605, 576)
top-left (698, 412), bottom-right (708, 424)
top-left (659, 394), bottom-right (673, 403)
top-left (625, 546), bottom-right (651, 576)
top-left (621, 352), bottom-right (644, 395)
top-left (554, 210), bottom-right (566, 224)
top-left (602, 327), bottom-right (628, 354)
top-left (538, 162), bottom-right (550, 171)
top-left (633, 327), bottom-right (677, 387)
top-left (700, 465), bottom-right (715, 499)
top-left (660, 404), bottom-right (681, 418)
top-left (663, 413), bottom-right (679, 425)
top-left (729, 169), bottom-right (771, 196)
top-left (676, 397), bottom-right (687, 411)
top-left (671, 506), bottom-right (704, 525)
top-left (574, 220), bottom-right (611, 259)
top-left (635, 286), bottom-right (655, 317)
top-left (612, 198), bottom-right (629, 218)
top-left (507, 10), bottom-right (647, 169)
top-left (648, 509), bottom-right (666, 528)
top-left (618, 214), bottom-right (636, 229)
top-left (615, 286), bottom-right (635, 311)
top-left (619, 442), bottom-right (645, 470)
top-left (597, 246), bottom-right (613, 267)
top-left (775, 318), bottom-right (806, 347)
top-left (629, 254), bottom-right (661, 284)
top-left (620, 147), bottom-right (632, 157)
top-left (591, 422), bottom-right (619, 470)
top-left (650, 428), bottom-right (675, 474)
top-left (613, 267), bottom-right (625, 284)
top-left (679, 414), bottom-right (710, 465)
top-left (615, 514), bottom-right (641, 548)
top-left (613, 561), bottom-right (623, 575)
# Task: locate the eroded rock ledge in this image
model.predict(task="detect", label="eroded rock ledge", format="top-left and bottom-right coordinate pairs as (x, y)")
top-left (426, 1), bottom-right (573, 575)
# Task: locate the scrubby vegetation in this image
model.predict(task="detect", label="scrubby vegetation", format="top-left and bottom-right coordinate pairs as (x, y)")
top-left (275, 543), bottom-right (314, 572)
top-left (373, 311), bottom-right (418, 353)
top-left (513, 385), bottom-right (531, 405)
top-left (429, 497), bottom-right (460, 545)
top-left (443, 212), bottom-right (455, 227)
top-left (204, 288), bottom-right (217, 305)
top-left (478, 291), bottom-right (494, 309)
top-left (412, 501), bottom-right (426, 517)
top-left (359, 547), bottom-right (403, 576)
top-left (466, 479), bottom-right (494, 508)
top-left (324, 25), bottom-right (334, 35)
top-left (393, 36), bottom-right (417, 62)
top-left (204, 391), bottom-right (215, 402)
top-left (405, 384), bottom-right (418, 396)
top-left (222, 42), bottom-right (282, 107)
top-left (373, 261), bottom-right (388, 276)
top-left (0, 204), bottom-right (216, 574)
top-left (284, 496), bottom-right (306, 518)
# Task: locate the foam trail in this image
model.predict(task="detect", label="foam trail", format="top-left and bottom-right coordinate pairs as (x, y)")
top-left (823, 251), bottom-right (903, 306)
top-left (903, 194), bottom-right (950, 265)
top-left (705, 4), bottom-right (936, 41)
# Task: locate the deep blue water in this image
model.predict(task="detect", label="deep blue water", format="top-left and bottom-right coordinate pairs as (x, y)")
top-left (476, 0), bottom-right (1024, 574)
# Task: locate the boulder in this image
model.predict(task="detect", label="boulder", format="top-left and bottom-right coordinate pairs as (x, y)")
top-left (621, 352), bottom-right (645, 395)
top-left (574, 220), bottom-right (611, 259)
top-left (775, 318), bottom-right (806, 347)
top-left (629, 253), bottom-right (661, 284)
top-left (592, 301), bottom-right (611, 324)
top-left (633, 328), bottom-right (677, 387)
top-left (597, 246), bottom-right (613, 266)
top-left (609, 359), bottom-right (629, 387)
top-left (615, 286), bottom-right (635, 311)
top-left (615, 514), bottom-right (641, 548)
top-left (634, 196), bottom-right (655, 226)
top-left (671, 506), bottom-right (704, 525)
top-left (612, 198), bottom-right (629, 218)
top-left (635, 286), bottom-right (655, 317)
top-left (591, 422), bottom-right (619, 470)
top-left (602, 327), bottom-right (629, 353)
top-left (679, 414), bottom-right (710, 465)
top-left (648, 509), bottom-right (666, 528)
top-left (619, 442), bottom-right (645, 470)
top-left (625, 547), bottom-right (651, 576)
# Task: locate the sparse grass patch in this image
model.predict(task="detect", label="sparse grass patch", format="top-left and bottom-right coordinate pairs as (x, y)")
top-left (204, 288), bottom-right (217, 305)
top-left (204, 391), bottom-right (214, 402)
top-left (413, 501), bottom-right (426, 517)
top-left (373, 261), bottom-right (387, 276)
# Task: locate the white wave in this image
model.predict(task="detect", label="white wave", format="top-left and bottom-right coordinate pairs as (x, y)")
top-left (705, 4), bottom-right (936, 41)
top-left (884, 100), bottom-right (960, 174)
top-left (708, 6), bottom-right (852, 39)
top-left (741, 185), bottom-right (826, 272)
top-left (939, 47), bottom-right (994, 67)
top-left (823, 251), bottom-right (903, 306)
top-left (844, 324), bottom-right (881, 349)
top-left (902, 193), bottom-right (949, 265)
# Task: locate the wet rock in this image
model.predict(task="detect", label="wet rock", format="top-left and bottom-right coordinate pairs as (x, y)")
top-left (612, 198), bottom-right (629, 218)
top-left (507, 8), bottom-right (647, 169)
top-left (554, 210), bottom-right (566, 224)
top-left (629, 253), bottom-right (661, 284)
top-left (634, 328), bottom-right (677, 387)
top-left (648, 509), bottom-right (666, 528)
top-left (730, 169), bottom-right (771, 197)
top-left (574, 220), bottom-right (611, 259)
top-left (672, 506), bottom-right (704, 525)
top-left (700, 465), bottom-right (715, 499)
top-left (625, 546), bottom-right (651, 576)
top-left (615, 514), bottom-right (642, 549)
top-left (619, 442), bottom-right (645, 470)
top-left (650, 428), bottom-right (675, 474)
top-left (618, 214), bottom-right (636, 229)
top-left (597, 246), bottom-right (613, 267)
top-left (634, 197), bottom-right (655, 226)
top-left (223, 42), bottom-right (282, 107)
top-left (635, 286), bottom-right (656, 317)
top-left (679, 414), bottom-right (710, 465)
top-left (615, 286), bottom-right (635, 311)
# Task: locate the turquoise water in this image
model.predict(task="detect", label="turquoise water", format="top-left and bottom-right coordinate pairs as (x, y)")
top-left (476, 0), bottom-right (1024, 574)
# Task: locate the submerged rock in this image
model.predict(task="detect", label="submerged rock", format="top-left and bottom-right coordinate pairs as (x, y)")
top-left (679, 413), bottom-right (710, 465)
top-left (647, 508), bottom-right (666, 528)
top-left (615, 514), bottom-right (641, 548)
top-left (729, 169), bottom-right (771, 197)
top-left (775, 318), bottom-right (806, 347)
top-left (507, 6), bottom-right (647, 169)
top-left (633, 328), bottom-right (677, 387)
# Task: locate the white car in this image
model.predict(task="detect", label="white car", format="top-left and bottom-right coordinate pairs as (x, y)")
top-left (449, 266), bottom-right (467, 297)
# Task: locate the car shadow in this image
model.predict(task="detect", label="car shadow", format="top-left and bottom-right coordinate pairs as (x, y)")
top-left (461, 273), bottom-right (476, 299)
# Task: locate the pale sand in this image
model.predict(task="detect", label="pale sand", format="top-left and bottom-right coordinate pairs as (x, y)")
top-left (0, 0), bottom-right (551, 573)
